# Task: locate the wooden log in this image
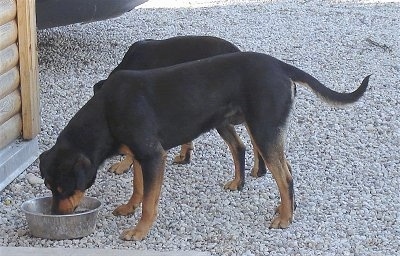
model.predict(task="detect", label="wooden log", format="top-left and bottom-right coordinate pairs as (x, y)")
top-left (17, 0), bottom-right (39, 140)
top-left (0, 0), bottom-right (16, 26)
top-left (0, 66), bottom-right (19, 99)
top-left (0, 43), bottom-right (18, 76)
top-left (0, 90), bottom-right (21, 125)
top-left (0, 114), bottom-right (21, 149)
top-left (0, 19), bottom-right (17, 51)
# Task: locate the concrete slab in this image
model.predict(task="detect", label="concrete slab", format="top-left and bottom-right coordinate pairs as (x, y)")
top-left (0, 138), bottom-right (39, 191)
top-left (0, 247), bottom-right (211, 256)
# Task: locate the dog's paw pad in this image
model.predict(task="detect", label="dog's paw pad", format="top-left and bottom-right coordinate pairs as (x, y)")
top-left (120, 228), bottom-right (146, 241)
top-left (223, 179), bottom-right (243, 191)
top-left (269, 203), bottom-right (293, 229)
top-left (109, 160), bottom-right (132, 175)
top-left (172, 154), bottom-right (190, 165)
top-left (250, 167), bottom-right (267, 178)
top-left (112, 204), bottom-right (136, 216)
top-left (269, 215), bottom-right (292, 229)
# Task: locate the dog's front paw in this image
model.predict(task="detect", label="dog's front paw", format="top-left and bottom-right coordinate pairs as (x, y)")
top-left (109, 158), bottom-right (132, 174)
top-left (120, 228), bottom-right (148, 241)
top-left (223, 179), bottom-right (244, 191)
top-left (112, 204), bottom-right (137, 216)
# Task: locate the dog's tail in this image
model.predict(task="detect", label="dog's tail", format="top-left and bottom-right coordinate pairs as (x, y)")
top-left (281, 62), bottom-right (370, 105)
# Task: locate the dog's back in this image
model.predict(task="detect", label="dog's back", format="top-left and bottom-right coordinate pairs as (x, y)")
top-left (116, 36), bottom-right (240, 70)
top-left (93, 36), bottom-right (240, 93)
top-left (98, 52), bottom-right (292, 149)
top-left (100, 51), bottom-right (368, 150)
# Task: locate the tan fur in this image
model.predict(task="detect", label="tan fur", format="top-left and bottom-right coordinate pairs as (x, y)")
top-left (121, 150), bottom-right (167, 241)
top-left (57, 190), bottom-right (85, 214)
top-left (113, 146), bottom-right (144, 216)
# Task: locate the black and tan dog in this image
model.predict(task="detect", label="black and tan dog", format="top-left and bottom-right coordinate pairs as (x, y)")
top-left (93, 36), bottom-right (267, 182)
top-left (40, 51), bottom-right (369, 240)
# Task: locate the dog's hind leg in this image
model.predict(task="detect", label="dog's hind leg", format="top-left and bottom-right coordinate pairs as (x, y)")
top-left (246, 125), bottom-right (295, 229)
top-left (121, 146), bottom-right (166, 241)
top-left (250, 145), bottom-right (268, 177)
top-left (217, 125), bottom-right (246, 191)
top-left (173, 142), bottom-right (194, 164)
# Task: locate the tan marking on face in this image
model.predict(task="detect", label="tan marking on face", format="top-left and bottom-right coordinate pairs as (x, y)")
top-left (57, 190), bottom-right (85, 214)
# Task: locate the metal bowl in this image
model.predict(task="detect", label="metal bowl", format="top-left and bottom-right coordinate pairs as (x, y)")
top-left (21, 196), bottom-right (101, 240)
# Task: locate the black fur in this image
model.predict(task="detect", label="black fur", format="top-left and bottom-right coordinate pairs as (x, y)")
top-left (93, 36), bottom-right (240, 93)
top-left (40, 51), bottom-right (369, 234)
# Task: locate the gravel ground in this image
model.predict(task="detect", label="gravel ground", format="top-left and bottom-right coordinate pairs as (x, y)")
top-left (1, 0), bottom-right (399, 255)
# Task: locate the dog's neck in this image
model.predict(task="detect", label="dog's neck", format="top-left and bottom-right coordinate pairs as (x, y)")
top-left (59, 97), bottom-right (119, 168)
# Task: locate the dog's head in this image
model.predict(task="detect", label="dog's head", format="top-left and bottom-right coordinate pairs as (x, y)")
top-left (39, 144), bottom-right (97, 214)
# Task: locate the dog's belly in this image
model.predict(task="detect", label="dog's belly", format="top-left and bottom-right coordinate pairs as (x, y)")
top-left (158, 107), bottom-right (241, 150)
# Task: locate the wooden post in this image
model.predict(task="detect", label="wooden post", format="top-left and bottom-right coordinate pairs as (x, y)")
top-left (16, 0), bottom-right (39, 140)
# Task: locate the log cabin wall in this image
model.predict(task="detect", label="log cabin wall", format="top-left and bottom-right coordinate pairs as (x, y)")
top-left (0, 0), bottom-right (39, 191)
top-left (0, 0), bottom-right (20, 148)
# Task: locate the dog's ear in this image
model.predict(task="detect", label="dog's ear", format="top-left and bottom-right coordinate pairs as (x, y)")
top-left (93, 80), bottom-right (105, 94)
top-left (74, 154), bottom-right (95, 191)
top-left (39, 150), bottom-right (51, 179)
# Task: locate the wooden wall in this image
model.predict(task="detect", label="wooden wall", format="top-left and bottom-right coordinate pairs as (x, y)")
top-left (0, 0), bottom-right (39, 149)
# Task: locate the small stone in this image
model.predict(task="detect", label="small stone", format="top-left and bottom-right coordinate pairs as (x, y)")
top-left (366, 124), bottom-right (375, 132)
top-left (3, 199), bottom-right (12, 206)
top-left (17, 229), bottom-right (27, 236)
top-left (11, 184), bottom-right (23, 193)
top-left (26, 173), bottom-right (44, 185)
top-left (242, 250), bottom-right (256, 256)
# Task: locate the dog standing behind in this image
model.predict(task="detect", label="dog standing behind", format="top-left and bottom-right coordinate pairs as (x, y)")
top-left (95, 36), bottom-right (267, 190)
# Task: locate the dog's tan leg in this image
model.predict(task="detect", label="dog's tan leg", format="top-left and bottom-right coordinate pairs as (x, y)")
top-left (109, 145), bottom-right (134, 174)
top-left (250, 145), bottom-right (260, 177)
top-left (121, 150), bottom-right (166, 241)
top-left (246, 126), bottom-right (295, 229)
top-left (109, 155), bottom-right (133, 174)
top-left (250, 144), bottom-right (267, 177)
top-left (265, 152), bottom-right (294, 229)
top-left (113, 146), bottom-right (143, 216)
top-left (112, 158), bottom-right (143, 216)
top-left (217, 125), bottom-right (246, 191)
top-left (173, 142), bottom-right (194, 164)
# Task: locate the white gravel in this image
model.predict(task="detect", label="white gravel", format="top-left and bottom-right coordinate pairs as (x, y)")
top-left (1, 0), bottom-right (399, 255)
